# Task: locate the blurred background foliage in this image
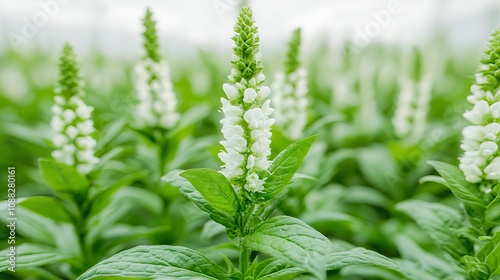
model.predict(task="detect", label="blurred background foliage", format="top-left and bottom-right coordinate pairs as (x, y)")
top-left (0, 1), bottom-right (499, 279)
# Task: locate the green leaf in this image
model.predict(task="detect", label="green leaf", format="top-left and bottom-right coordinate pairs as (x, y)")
top-left (38, 158), bottom-right (89, 193)
top-left (396, 260), bottom-right (443, 280)
top-left (77, 245), bottom-right (229, 280)
top-left (477, 232), bottom-right (500, 276)
top-left (260, 135), bottom-right (317, 201)
top-left (254, 259), bottom-right (304, 280)
top-left (180, 168), bottom-right (239, 216)
top-left (327, 247), bottom-right (399, 272)
top-left (419, 175), bottom-right (447, 186)
top-left (162, 170), bottom-right (213, 213)
top-left (244, 215), bottom-right (329, 280)
top-left (201, 220), bottom-right (226, 242)
top-left (86, 186), bottom-right (163, 247)
top-left (485, 196), bottom-right (500, 230)
top-left (0, 243), bottom-right (72, 272)
top-left (163, 170), bottom-right (235, 228)
top-left (428, 161), bottom-right (485, 211)
top-left (396, 200), bottom-right (472, 260)
top-left (357, 145), bottom-right (399, 194)
top-left (18, 196), bottom-right (71, 223)
top-left (395, 235), bottom-right (463, 278)
top-left (0, 201), bottom-right (80, 257)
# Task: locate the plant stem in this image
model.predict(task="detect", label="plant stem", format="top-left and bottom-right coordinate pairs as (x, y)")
top-left (240, 244), bottom-right (249, 275)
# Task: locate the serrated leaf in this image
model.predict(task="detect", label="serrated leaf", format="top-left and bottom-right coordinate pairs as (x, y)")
top-left (244, 215), bottom-right (329, 280)
top-left (260, 135), bottom-right (317, 201)
top-left (180, 168), bottom-right (239, 216)
top-left (396, 200), bottom-right (472, 260)
top-left (327, 247), bottom-right (399, 272)
top-left (0, 243), bottom-right (72, 272)
top-left (39, 158), bottom-right (89, 193)
top-left (476, 232), bottom-right (500, 276)
top-left (77, 245), bottom-right (229, 280)
top-left (428, 161), bottom-right (485, 211)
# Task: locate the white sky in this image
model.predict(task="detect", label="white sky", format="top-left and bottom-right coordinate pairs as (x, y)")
top-left (0, 0), bottom-right (499, 56)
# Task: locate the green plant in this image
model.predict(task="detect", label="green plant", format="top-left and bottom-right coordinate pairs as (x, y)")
top-left (397, 28), bottom-right (500, 280)
top-left (76, 7), bottom-right (399, 280)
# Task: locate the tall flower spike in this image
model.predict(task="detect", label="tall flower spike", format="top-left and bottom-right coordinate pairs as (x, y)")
top-left (460, 28), bottom-right (500, 184)
top-left (219, 6), bottom-right (274, 193)
top-left (51, 44), bottom-right (99, 175)
top-left (272, 28), bottom-right (309, 140)
top-left (134, 8), bottom-right (179, 129)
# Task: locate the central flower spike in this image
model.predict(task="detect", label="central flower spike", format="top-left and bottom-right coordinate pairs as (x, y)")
top-left (219, 6), bottom-right (274, 193)
top-left (460, 28), bottom-right (500, 184)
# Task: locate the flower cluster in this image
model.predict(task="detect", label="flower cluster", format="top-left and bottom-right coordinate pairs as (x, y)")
top-left (392, 76), bottom-right (432, 143)
top-left (272, 28), bottom-right (308, 140)
top-left (459, 29), bottom-right (500, 183)
top-left (219, 6), bottom-right (274, 193)
top-left (134, 9), bottom-right (179, 129)
top-left (51, 44), bottom-right (98, 175)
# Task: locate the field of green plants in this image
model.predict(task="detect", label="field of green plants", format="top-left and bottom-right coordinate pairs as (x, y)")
top-left (0, 4), bottom-right (499, 280)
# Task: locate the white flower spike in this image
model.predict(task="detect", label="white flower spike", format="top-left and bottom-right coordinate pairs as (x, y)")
top-left (219, 7), bottom-right (275, 193)
top-left (459, 30), bottom-right (500, 184)
top-left (51, 44), bottom-right (99, 175)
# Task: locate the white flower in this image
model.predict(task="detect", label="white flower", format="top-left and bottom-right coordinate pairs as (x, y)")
top-left (223, 83), bottom-right (238, 100)
top-left (50, 116), bottom-right (65, 133)
top-left (243, 88), bottom-right (257, 103)
top-left (463, 100), bottom-right (489, 125)
top-left (245, 172), bottom-right (264, 192)
top-left (479, 141), bottom-right (498, 157)
top-left (65, 126), bottom-right (79, 139)
top-left (51, 105), bottom-right (63, 115)
top-left (484, 123), bottom-right (500, 140)
top-left (490, 101), bottom-right (500, 118)
top-left (134, 58), bottom-right (179, 129)
top-left (484, 157), bottom-right (500, 180)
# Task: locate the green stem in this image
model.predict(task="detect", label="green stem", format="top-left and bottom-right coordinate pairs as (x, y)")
top-left (156, 129), bottom-right (167, 177)
top-left (240, 244), bottom-right (249, 275)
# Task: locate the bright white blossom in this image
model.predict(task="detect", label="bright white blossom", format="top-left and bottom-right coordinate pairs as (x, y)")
top-left (392, 77), bottom-right (432, 143)
top-left (134, 58), bottom-right (179, 129)
top-left (272, 68), bottom-right (309, 140)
